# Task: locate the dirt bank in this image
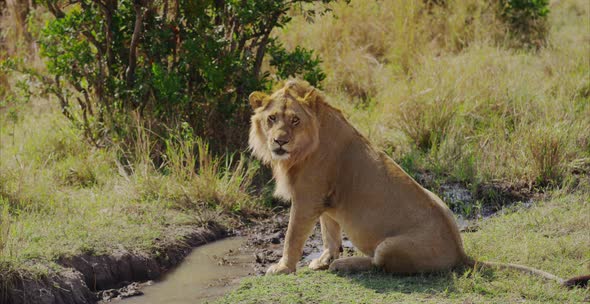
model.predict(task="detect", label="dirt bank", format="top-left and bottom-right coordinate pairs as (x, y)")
top-left (4, 223), bottom-right (227, 304)
top-left (3, 209), bottom-right (326, 304)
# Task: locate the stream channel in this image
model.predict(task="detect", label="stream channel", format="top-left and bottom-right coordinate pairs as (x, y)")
top-left (106, 202), bottom-right (479, 304)
top-left (112, 237), bottom-right (255, 304)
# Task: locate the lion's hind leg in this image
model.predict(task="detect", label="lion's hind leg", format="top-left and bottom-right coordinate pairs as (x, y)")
top-left (327, 236), bottom-right (423, 274)
top-left (327, 236), bottom-right (421, 274)
top-left (328, 235), bottom-right (461, 274)
top-left (328, 256), bottom-right (374, 273)
top-left (328, 236), bottom-right (423, 274)
top-left (373, 235), bottom-right (459, 273)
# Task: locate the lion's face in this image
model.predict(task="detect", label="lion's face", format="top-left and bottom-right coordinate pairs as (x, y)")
top-left (248, 83), bottom-right (320, 165)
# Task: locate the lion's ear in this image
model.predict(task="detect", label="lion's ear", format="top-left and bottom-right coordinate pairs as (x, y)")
top-left (249, 91), bottom-right (268, 110)
top-left (302, 89), bottom-right (320, 110)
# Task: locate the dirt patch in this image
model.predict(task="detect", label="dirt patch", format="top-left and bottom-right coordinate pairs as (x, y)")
top-left (3, 267), bottom-right (95, 304)
top-left (5, 223), bottom-right (226, 304)
top-left (415, 172), bottom-right (537, 218)
top-left (475, 181), bottom-right (537, 215)
top-left (238, 207), bottom-right (356, 275)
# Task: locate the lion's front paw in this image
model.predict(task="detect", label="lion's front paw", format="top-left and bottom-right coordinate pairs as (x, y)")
top-left (309, 258), bottom-right (330, 270)
top-left (265, 262), bottom-right (294, 275)
top-left (309, 250), bottom-right (336, 270)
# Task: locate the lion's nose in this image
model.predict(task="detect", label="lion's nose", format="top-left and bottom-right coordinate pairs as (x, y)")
top-left (274, 138), bottom-right (289, 146)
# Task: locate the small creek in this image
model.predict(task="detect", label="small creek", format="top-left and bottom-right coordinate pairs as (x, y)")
top-left (110, 201), bottom-right (483, 304)
top-left (116, 237), bottom-right (254, 304)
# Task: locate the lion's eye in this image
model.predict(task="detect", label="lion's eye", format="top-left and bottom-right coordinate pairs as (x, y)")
top-left (292, 117), bottom-right (300, 126)
top-left (268, 115), bottom-right (276, 123)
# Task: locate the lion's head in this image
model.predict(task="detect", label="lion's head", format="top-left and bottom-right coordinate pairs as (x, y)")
top-left (248, 80), bottom-right (322, 166)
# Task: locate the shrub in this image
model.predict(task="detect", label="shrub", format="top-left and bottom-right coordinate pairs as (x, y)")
top-left (37, 0), bottom-right (334, 151)
top-left (497, 0), bottom-right (550, 48)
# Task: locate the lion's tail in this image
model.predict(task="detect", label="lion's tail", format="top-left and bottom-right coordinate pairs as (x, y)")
top-left (463, 257), bottom-right (590, 288)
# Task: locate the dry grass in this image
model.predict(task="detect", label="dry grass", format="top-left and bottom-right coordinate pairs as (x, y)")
top-left (281, 1), bottom-right (503, 99)
top-left (277, 0), bottom-right (590, 187)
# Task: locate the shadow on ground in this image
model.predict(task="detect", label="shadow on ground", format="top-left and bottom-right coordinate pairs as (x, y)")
top-left (335, 267), bottom-right (496, 296)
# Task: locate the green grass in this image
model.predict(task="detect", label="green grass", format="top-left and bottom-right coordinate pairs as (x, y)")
top-left (0, 100), bottom-right (260, 274)
top-left (217, 192), bottom-right (590, 304)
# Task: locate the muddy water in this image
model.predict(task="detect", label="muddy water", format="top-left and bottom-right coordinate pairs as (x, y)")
top-left (119, 237), bottom-right (254, 304)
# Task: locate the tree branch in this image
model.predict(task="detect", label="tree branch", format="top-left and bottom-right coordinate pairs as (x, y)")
top-left (44, 0), bottom-right (65, 18)
top-left (92, 0), bottom-right (116, 69)
top-left (126, 2), bottom-right (147, 87)
top-left (252, 11), bottom-right (282, 79)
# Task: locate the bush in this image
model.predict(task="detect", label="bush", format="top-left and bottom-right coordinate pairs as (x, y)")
top-left (38, 0), bottom-right (333, 152)
top-left (497, 0), bottom-right (550, 48)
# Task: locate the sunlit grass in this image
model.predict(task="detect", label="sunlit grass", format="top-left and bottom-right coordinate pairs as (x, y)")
top-left (0, 100), bottom-right (260, 273)
top-left (277, 0), bottom-right (590, 187)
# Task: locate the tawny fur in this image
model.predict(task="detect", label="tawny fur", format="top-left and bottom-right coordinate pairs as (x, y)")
top-left (248, 80), bottom-right (588, 288)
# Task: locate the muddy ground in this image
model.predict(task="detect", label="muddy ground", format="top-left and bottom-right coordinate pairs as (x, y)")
top-left (237, 207), bottom-right (358, 276)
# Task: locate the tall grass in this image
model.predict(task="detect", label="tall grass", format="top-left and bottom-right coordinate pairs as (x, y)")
top-left (123, 113), bottom-right (260, 213)
top-left (279, 0), bottom-right (503, 100)
top-left (0, 202), bottom-right (10, 260)
top-left (278, 0), bottom-right (590, 188)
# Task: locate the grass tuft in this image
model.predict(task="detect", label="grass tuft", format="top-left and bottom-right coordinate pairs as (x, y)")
top-left (527, 126), bottom-right (568, 186)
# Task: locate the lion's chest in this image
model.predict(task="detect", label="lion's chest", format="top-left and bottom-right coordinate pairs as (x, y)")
top-left (273, 174), bottom-right (293, 201)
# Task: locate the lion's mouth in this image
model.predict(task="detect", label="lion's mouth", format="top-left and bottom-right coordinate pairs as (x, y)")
top-left (273, 148), bottom-right (288, 156)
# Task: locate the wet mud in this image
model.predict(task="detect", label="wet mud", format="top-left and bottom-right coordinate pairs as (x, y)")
top-left (239, 207), bottom-right (357, 275)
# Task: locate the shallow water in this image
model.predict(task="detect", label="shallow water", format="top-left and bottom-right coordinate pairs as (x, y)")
top-left (118, 237), bottom-right (254, 304)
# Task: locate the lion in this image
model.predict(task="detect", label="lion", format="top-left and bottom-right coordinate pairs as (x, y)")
top-left (247, 79), bottom-right (589, 288)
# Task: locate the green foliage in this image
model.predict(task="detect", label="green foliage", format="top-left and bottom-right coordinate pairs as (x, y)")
top-left (38, 0), bottom-right (332, 151)
top-left (500, 0), bottom-right (549, 19)
top-left (0, 58), bottom-right (34, 108)
top-left (498, 0), bottom-right (550, 48)
top-left (269, 41), bottom-right (326, 87)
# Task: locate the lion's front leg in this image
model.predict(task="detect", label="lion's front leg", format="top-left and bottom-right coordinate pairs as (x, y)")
top-left (266, 204), bottom-right (319, 275)
top-left (309, 214), bottom-right (341, 270)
